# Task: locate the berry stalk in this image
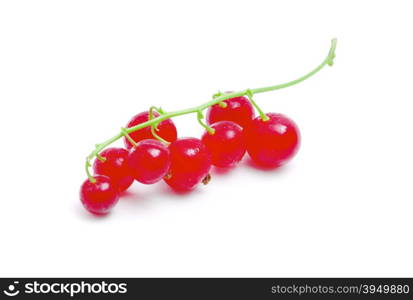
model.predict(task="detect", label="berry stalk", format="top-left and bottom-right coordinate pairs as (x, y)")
top-left (85, 38), bottom-right (337, 183)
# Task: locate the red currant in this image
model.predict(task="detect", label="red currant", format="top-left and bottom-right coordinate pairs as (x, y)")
top-left (80, 175), bottom-right (119, 215)
top-left (124, 111), bottom-right (178, 149)
top-left (164, 137), bottom-right (212, 191)
top-left (246, 113), bottom-right (300, 168)
top-left (128, 139), bottom-right (171, 184)
top-left (201, 121), bottom-right (246, 168)
top-left (206, 95), bottom-right (255, 129)
top-left (93, 147), bottom-right (134, 192)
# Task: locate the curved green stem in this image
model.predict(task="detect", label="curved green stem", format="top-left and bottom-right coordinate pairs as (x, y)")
top-left (212, 91), bottom-right (227, 108)
top-left (245, 89), bottom-right (269, 122)
top-left (85, 38), bottom-right (337, 182)
top-left (120, 127), bottom-right (137, 147)
top-left (197, 110), bottom-right (215, 135)
top-left (85, 160), bottom-right (96, 183)
top-left (149, 106), bottom-right (171, 144)
top-left (251, 38), bottom-right (337, 94)
top-left (96, 153), bottom-right (106, 162)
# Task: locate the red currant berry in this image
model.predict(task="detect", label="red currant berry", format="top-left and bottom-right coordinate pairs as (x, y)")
top-left (201, 121), bottom-right (246, 168)
top-left (128, 139), bottom-right (171, 184)
top-left (246, 113), bottom-right (300, 168)
top-left (80, 175), bottom-right (119, 215)
top-left (124, 111), bottom-right (178, 149)
top-left (206, 95), bottom-right (255, 129)
top-left (164, 137), bottom-right (212, 191)
top-left (93, 147), bottom-right (134, 192)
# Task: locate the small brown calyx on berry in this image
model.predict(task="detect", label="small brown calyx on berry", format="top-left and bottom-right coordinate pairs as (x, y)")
top-left (164, 172), bottom-right (172, 180)
top-left (202, 173), bottom-right (212, 185)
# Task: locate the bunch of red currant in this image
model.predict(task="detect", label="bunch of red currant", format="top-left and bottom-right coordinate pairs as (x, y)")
top-left (80, 39), bottom-right (337, 215)
top-left (80, 97), bottom-right (299, 215)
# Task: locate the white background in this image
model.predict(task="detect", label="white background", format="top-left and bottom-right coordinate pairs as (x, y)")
top-left (0, 0), bottom-right (412, 277)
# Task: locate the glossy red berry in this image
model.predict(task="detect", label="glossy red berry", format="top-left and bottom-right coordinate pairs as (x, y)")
top-left (93, 147), bottom-right (134, 192)
top-left (80, 175), bottom-right (119, 215)
top-left (128, 139), bottom-right (171, 184)
top-left (164, 137), bottom-right (212, 191)
top-left (201, 121), bottom-right (246, 168)
top-left (206, 95), bottom-right (255, 129)
top-left (124, 111), bottom-right (178, 149)
top-left (246, 113), bottom-right (300, 168)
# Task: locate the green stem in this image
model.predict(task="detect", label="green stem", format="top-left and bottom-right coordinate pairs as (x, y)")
top-left (245, 89), bottom-right (269, 122)
top-left (251, 38), bottom-right (337, 94)
top-left (85, 160), bottom-right (96, 183)
top-left (120, 127), bottom-right (137, 147)
top-left (149, 106), bottom-right (171, 144)
top-left (96, 153), bottom-right (106, 162)
top-left (197, 110), bottom-right (215, 135)
top-left (85, 38), bottom-right (337, 182)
